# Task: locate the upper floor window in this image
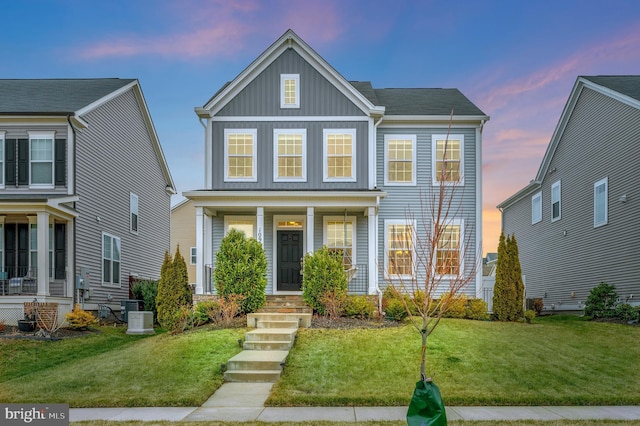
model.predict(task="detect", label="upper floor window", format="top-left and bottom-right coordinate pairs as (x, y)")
top-left (102, 233), bottom-right (121, 286)
top-left (385, 134), bottom-right (416, 186)
top-left (432, 135), bottom-right (464, 185)
top-left (531, 191), bottom-right (542, 224)
top-left (224, 129), bottom-right (257, 182)
top-left (190, 247), bottom-right (197, 265)
top-left (323, 129), bottom-right (356, 182)
top-left (224, 216), bottom-right (256, 238)
top-left (29, 131), bottom-right (54, 187)
top-left (551, 180), bottom-right (561, 221)
top-left (436, 222), bottom-right (462, 276)
top-left (274, 129), bottom-right (306, 182)
top-left (324, 216), bottom-right (356, 270)
top-left (594, 177), bottom-right (608, 227)
top-left (130, 193), bottom-right (139, 234)
top-left (0, 131), bottom-right (4, 187)
top-left (384, 220), bottom-right (415, 279)
top-left (280, 74), bottom-right (300, 108)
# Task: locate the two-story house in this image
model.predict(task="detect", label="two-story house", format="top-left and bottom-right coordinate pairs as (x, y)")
top-left (0, 78), bottom-right (175, 325)
top-left (185, 30), bottom-right (487, 299)
top-left (498, 76), bottom-right (640, 312)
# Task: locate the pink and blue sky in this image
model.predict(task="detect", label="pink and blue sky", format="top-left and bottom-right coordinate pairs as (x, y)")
top-left (2, 0), bottom-right (640, 254)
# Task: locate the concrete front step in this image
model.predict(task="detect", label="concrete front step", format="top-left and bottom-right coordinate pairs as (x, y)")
top-left (223, 369), bottom-right (283, 383)
top-left (257, 320), bottom-right (299, 329)
top-left (243, 340), bottom-right (293, 351)
top-left (259, 306), bottom-right (313, 314)
top-left (244, 328), bottom-right (297, 342)
top-left (247, 313), bottom-right (312, 328)
top-left (224, 350), bottom-right (289, 383)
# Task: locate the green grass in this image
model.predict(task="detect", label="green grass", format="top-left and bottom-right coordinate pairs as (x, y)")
top-left (0, 325), bottom-right (245, 407)
top-left (71, 421), bottom-right (640, 426)
top-left (267, 315), bottom-right (640, 406)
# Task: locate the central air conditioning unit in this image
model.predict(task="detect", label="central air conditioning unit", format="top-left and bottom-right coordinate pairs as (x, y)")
top-left (120, 299), bottom-right (144, 322)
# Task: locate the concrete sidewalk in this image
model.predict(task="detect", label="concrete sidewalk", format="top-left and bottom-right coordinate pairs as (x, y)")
top-left (70, 383), bottom-right (640, 423)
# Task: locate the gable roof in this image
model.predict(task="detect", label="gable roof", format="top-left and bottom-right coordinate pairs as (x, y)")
top-left (0, 78), bottom-right (175, 194)
top-left (498, 75), bottom-right (640, 209)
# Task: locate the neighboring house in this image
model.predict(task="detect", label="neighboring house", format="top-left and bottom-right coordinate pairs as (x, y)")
top-left (185, 30), bottom-right (488, 298)
top-left (170, 198), bottom-right (197, 287)
top-left (498, 76), bottom-right (640, 312)
top-left (0, 79), bottom-right (175, 324)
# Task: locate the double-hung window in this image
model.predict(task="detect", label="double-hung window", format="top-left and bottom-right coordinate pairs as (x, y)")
top-left (0, 131), bottom-right (4, 187)
top-left (29, 131), bottom-right (54, 187)
top-left (190, 247), bottom-right (197, 265)
top-left (323, 129), bottom-right (356, 182)
top-left (274, 129), bottom-right (306, 181)
top-left (280, 74), bottom-right (300, 108)
top-left (594, 177), bottom-right (608, 227)
top-left (385, 134), bottom-right (416, 185)
top-left (551, 180), bottom-right (561, 221)
top-left (130, 193), bottom-right (139, 234)
top-left (102, 233), bottom-right (121, 286)
top-left (224, 129), bottom-right (257, 181)
top-left (385, 220), bottom-right (415, 278)
top-left (432, 135), bottom-right (463, 185)
top-left (224, 216), bottom-right (257, 238)
top-left (324, 216), bottom-right (356, 269)
top-left (531, 192), bottom-right (542, 224)
top-left (436, 222), bottom-right (462, 276)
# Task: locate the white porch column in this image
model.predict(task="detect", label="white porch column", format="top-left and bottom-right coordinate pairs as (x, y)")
top-left (36, 212), bottom-right (50, 296)
top-left (203, 211), bottom-right (213, 293)
top-left (306, 207), bottom-right (314, 254)
top-left (195, 207), bottom-right (204, 294)
top-left (66, 219), bottom-right (75, 299)
top-left (367, 206), bottom-right (378, 295)
top-left (256, 207), bottom-right (264, 246)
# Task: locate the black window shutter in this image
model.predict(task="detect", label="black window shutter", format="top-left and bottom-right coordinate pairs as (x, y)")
top-left (17, 138), bottom-right (28, 185)
top-left (55, 139), bottom-right (66, 186)
top-left (5, 139), bottom-right (16, 186)
top-left (54, 223), bottom-right (66, 280)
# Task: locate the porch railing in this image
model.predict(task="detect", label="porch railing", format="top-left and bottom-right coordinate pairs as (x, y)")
top-left (0, 266), bottom-right (67, 297)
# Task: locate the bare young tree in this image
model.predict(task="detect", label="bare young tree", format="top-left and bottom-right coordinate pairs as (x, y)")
top-left (383, 117), bottom-right (481, 380)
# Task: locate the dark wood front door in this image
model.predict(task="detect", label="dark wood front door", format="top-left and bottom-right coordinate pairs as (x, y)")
top-left (277, 230), bottom-right (303, 292)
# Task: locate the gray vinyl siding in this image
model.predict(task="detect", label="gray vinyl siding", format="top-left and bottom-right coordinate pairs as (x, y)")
top-left (210, 120), bottom-right (369, 190)
top-left (75, 89), bottom-right (171, 303)
top-left (376, 127), bottom-right (479, 297)
top-left (217, 49), bottom-right (365, 117)
top-left (502, 87), bottom-right (640, 309)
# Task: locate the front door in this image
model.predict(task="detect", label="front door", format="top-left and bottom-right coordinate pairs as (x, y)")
top-left (277, 230), bottom-right (303, 292)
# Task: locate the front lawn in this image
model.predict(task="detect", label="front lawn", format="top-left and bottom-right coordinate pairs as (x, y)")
top-left (268, 315), bottom-right (640, 406)
top-left (0, 325), bottom-right (245, 407)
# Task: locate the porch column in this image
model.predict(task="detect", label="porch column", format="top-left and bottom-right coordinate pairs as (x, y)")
top-left (256, 207), bottom-right (264, 246)
top-left (195, 207), bottom-right (204, 294)
top-left (367, 206), bottom-right (378, 295)
top-left (36, 212), bottom-right (50, 296)
top-left (66, 219), bottom-right (75, 300)
top-left (203, 212), bottom-right (212, 293)
top-left (306, 207), bottom-right (314, 254)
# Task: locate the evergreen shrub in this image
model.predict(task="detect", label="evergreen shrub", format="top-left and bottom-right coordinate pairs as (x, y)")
top-left (584, 282), bottom-right (618, 319)
top-left (301, 246), bottom-right (347, 315)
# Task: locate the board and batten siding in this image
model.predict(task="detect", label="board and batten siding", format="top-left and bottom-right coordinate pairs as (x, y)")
top-left (217, 49), bottom-right (365, 118)
top-left (502, 87), bottom-right (640, 309)
top-left (375, 127), bottom-right (479, 296)
top-left (210, 120), bottom-right (369, 190)
top-left (75, 88), bottom-right (171, 305)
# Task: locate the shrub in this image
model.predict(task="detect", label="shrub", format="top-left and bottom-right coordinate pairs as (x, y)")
top-left (493, 233), bottom-right (524, 321)
top-left (344, 295), bottom-right (375, 319)
top-left (302, 246), bottom-right (348, 315)
top-left (384, 299), bottom-right (408, 321)
top-left (524, 309), bottom-right (536, 324)
top-left (533, 298), bottom-right (544, 315)
top-left (465, 298), bottom-right (489, 320)
top-left (321, 290), bottom-right (346, 320)
top-left (585, 282), bottom-right (618, 319)
top-left (214, 229), bottom-right (267, 314)
top-left (192, 301), bottom-right (216, 326)
top-left (441, 292), bottom-right (467, 318)
top-left (156, 251), bottom-right (180, 329)
top-left (173, 246), bottom-right (193, 308)
top-left (615, 303), bottom-right (638, 322)
top-left (65, 304), bottom-right (98, 330)
top-left (131, 279), bottom-right (158, 321)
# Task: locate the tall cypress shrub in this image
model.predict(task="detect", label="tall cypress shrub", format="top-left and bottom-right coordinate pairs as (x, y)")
top-left (492, 232), bottom-right (513, 321)
top-left (509, 234), bottom-right (524, 319)
top-left (156, 250), bottom-right (178, 329)
top-left (173, 245), bottom-right (192, 308)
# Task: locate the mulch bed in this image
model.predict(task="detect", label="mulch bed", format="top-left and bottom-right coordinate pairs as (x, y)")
top-left (311, 315), bottom-right (403, 329)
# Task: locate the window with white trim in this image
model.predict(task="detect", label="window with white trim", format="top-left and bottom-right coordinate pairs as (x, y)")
top-left (274, 129), bottom-right (306, 181)
top-left (130, 193), bottom-right (139, 234)
top-left (324, 216), bottom-right (356, 269)
top-left (0, 131), bottom-right (4, 187)
top-left (190, 247), bottom-right (197, 265)
top-left (323, 129), bottom-right (356, 182)
top-left (594, 177), bottom-right (608, 227)
top-left (551, 180), bottom-right (561, 221)
top-left (385, 134), bottom-right (416, 185)
top-left (102, 233), bottom-right (121, 286)
top-left (432, 135), bottom-right (463, 184)
top-left (280, 74), bottom-right (300, 108)
top-left (224, 216), bottom-right (257, 238)
top-left (29, 131), bottom-right (54, 187)
top-left (531, 191), bottom-right (542, 224)
top-left (436, 222), bottom-right (462, 276)
top-left (224, 129), bottom-right (257, 181)
top-left (384, 220), bottom-right (415, 278)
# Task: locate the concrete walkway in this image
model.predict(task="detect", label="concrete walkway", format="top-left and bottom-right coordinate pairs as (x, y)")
top-left (70, 383), bottom-right (640, 422)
